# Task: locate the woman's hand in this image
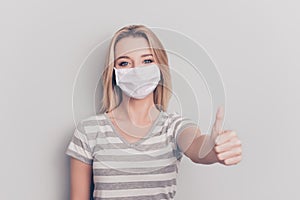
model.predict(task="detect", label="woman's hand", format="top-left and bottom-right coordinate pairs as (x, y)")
top-left (211, 105), bottom-right (243, 166)
top-left (214, 130), bottom-right (242, 165)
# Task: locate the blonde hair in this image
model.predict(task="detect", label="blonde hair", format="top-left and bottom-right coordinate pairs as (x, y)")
top-left (99, 24), bottom-right (172, 113)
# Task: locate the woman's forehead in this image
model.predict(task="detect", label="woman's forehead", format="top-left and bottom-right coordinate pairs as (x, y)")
top-left (115, 37), bottom-right (151, 57)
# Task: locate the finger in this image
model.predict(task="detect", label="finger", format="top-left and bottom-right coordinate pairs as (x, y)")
top-left (214, 137), bottom-right (242, 153)
top-left (211, 105), bottom-right (225, 140)
top-left (215, 130), bottom-right (237, 145)
top-left (216, 146), bottom-right (242, 161)
top-left (224, 155), bottom-right (242, 165)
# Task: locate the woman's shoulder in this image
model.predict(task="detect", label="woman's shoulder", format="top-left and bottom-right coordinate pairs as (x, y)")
top-left (79, 113), bottom-right (107, 123)
top-left (163, 110), bottom-right (197, 126)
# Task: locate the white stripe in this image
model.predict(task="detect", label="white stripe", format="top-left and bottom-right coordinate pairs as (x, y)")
top-left (93, 157), bottom-right (177, 169)
top-left (94, 185), bottom-right (177, 198)
top-left (168, 114), bottom-right (191, 135)
top-left (68, 142), bottom-right (93, 159)
top-left (85, 115), bottom-right (106, 121)
top-left (152, 124), bottom-right (165, 132)
top-left (84, 124), bottom-right (112, 133)
top-left (84, 123), bottom-right (164, 134)
top-left (94, 171), bottom-right (177, 183)
top-left (88, 137), bottom-right (123, 146)
top-left (89, 134), bottom-right (167, 146)
top-left (74, 128), bottom-right (89, 142)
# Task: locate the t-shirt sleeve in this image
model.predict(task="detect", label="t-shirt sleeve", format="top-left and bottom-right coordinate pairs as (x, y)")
top-left (65, 120), bottom-right (93, 165)
top-left (172, 112), bottom-right (198, 160)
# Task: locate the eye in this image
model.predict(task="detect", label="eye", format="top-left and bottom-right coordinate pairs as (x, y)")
top-left (118, 61), bottom-right (129, 67)
top-left (144, 59), bottom-right (154, 64)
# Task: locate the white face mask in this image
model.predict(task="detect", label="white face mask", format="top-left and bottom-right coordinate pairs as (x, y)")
top-left (113, 64), bottom-right (161, 99)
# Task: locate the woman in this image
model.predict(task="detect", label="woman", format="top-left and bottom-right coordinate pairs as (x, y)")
top-left (65, 24), bottom-right (242, 200)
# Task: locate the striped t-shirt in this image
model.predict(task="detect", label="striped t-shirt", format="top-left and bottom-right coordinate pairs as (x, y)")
top-left (65, 110), bottom-right (197, 200)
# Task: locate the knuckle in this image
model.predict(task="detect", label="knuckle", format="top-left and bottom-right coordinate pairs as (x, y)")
top-left (224, 159), bottom-right (230, 165)
top-left (214, 146), bottom-right (220, 153)
top-left (217, 154), bottom-right (223, 160)
top-left (230, 131), bottom-right (237, 137)
top-left (235, 139), bottom-right (241, 146)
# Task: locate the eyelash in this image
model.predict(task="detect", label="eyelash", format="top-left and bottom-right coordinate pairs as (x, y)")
top-left (144, 59), bottom-right (154, 64)
top-left (118, 59), bottom-right (154, 67)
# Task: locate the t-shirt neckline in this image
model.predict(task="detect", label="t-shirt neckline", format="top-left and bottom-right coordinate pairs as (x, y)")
top-left (103, 110), bottom-right (163, 147)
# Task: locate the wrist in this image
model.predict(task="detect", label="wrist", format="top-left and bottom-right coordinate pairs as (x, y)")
top-left (197, 146), bottom-right (219, 164)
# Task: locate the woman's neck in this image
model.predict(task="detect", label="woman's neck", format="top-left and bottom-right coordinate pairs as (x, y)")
top-left (116, 93), bottom-right (160, 124)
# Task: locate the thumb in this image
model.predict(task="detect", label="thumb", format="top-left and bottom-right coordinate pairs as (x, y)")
top-left (198, 105), bottom-right (225, 159)
top-left (211, 105), bottom-right (225, 142)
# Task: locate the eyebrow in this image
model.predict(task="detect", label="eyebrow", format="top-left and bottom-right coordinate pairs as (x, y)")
top-left (116, 54), bottom-right (153, 61)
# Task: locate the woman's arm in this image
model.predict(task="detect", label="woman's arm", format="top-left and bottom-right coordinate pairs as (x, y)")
top-left (182, 132), bottom-right (219, 164)
top-left (70, 158), bottom-right (93, 200)
top-left (178, 128), bottom-right (242, 165)
top-left (177, 126), bottom-right (219, 164)
top-left (177, 106), bottom-right (242, 166)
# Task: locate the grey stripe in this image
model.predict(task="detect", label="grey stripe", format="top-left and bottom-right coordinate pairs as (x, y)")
top-left (94, 191), bottom-right (176, 200)
top-left (94, 178), bottom-right (177, 190)
top-left (173, 118), bottom-right (190, 134)
top-left (82, 114), bottom-right (167, 133)
top-left (89, 118), bottom-right (171, 145)
top-left (87, 125), bottom-right (167, 140)
top-left (168, 113), bottom-right (180, 124)
top-left (84, 122), bottom-right (166, 143)
top-left (93, 163), bottom-right (177, 176)
top-left (71, 134), bottom-right (92, 153)
top-left (93, 135), bottom-right (173, 151)
top-left (87, 128), bottom-right (168, 139)
top-left (94, 151), bottom-right (174, 162)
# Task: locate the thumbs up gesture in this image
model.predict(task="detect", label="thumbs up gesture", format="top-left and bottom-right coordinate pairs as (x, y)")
top-left (211, 105), bottom-right (242, 165)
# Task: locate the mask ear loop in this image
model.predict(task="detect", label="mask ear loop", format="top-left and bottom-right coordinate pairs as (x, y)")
top-left (156, 66), bottom-right (163, 112)
top-left (113, 67), bottom-right (119, 85)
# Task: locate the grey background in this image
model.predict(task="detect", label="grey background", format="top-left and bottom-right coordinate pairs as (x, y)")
top-left (0, 0), bottom-right (298, 199)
